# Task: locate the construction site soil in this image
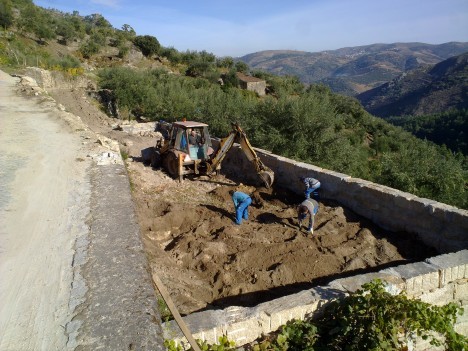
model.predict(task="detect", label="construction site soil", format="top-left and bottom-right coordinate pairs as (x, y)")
top-left (48, 86), bottom-right (438, 316)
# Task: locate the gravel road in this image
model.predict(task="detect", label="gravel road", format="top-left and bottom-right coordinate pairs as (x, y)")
top-left (0, 70), bottom-right (90, 350)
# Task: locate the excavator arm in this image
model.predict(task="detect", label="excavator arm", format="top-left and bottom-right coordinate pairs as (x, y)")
top-left (236, 125), bottom-right (275, 188)
top-left (207, 123), bottom-right (275, 188)
top-left (206, 129), bottom-right (237, 173)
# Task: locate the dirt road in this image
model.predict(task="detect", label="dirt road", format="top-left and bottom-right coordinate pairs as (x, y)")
top-left (0, 70), bottom-right (165, 351)
top-left (0, 71), bottom-right (90, 350)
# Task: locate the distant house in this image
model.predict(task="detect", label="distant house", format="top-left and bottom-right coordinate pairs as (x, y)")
top-left (236, 73), bottom-right (266, 96)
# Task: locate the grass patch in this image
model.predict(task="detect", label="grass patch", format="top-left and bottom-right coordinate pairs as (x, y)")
top-left (157, 296), bottom-right (173, 322)
top-left (120, 149), bottom-right (129, 160)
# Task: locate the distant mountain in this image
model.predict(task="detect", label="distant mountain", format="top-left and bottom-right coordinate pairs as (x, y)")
top-left (356, 53), bottom-right (468, 117)
top-left (239, 42), bottom-right (468, 96)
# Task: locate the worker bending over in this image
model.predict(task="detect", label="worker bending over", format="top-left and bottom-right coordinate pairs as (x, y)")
top-left (300, 176), bottom-right (321, 199)
top-left (297, 198), bottom-right (319, 234)
top-left (229, 190), bottom-right (252, 225)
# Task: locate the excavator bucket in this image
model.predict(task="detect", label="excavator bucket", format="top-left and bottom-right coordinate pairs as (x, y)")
top-left (259, 169), bottom-right (275, 188)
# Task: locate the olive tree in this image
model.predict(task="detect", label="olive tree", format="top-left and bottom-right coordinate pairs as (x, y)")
top-left (133, 35), bottom-right (161, 57)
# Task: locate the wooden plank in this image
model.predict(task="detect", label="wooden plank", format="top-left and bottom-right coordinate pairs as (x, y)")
top-left (178, 154), bottom-right (184, 182)
top-left (152, 273), bottom-right (202, 351)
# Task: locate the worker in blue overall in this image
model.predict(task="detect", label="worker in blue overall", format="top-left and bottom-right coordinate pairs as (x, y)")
top-left (229, 190), bottom-right (252, 225)
top-left (297, 198), bottom-right (319, 234)
top-left (300, 176), bottom-right (321, 199)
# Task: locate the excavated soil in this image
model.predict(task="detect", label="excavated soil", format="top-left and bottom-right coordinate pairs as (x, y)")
top-left (48, 86), bottom-right (437, 315)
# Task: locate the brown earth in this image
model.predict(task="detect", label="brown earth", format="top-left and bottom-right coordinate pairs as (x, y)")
top-left (46, 84), bottom-right (437, 316)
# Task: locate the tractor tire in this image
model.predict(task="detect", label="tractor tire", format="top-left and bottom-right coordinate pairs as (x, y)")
top-left (163, 152), bottom-right (179, 178)
top-left (141, 147), bottom-right (155, 166)
top-left (151, 150), bottom-right (161, 169)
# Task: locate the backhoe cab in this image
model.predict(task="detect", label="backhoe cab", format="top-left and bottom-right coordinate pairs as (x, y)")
top-left (148, 121), bottom-right (274, 188)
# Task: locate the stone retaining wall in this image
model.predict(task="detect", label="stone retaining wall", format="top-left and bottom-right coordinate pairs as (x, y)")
top-left (163, 143), bottom-right (468, 349)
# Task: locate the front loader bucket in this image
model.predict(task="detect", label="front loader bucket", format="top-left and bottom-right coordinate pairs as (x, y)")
top-left (259, 169), bottom-right (275, 188)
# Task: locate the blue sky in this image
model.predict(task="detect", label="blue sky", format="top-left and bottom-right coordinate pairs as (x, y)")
top-left (33, 0), bottom-right (468, 57)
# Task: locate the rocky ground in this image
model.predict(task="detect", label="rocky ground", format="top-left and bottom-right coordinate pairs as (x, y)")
top-left (46, 80), bottom-right (437, 316)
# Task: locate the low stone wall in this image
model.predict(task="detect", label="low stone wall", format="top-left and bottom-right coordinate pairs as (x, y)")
top-left (163, 250), bottom-right (468, 348)
top-left (162, 143), bottom-right (468, 348)
top-left (218, 144), bottom-right (468, 253)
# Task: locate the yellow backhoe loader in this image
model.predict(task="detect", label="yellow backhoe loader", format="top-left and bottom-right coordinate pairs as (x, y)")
top-left (143, 121), bottom-right (274, 188)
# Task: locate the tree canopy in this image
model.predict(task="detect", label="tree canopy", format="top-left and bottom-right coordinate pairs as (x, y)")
top-left (133, 35), bottom-right (161, 57)
top-left (387, 109), bottom-right (468, 155)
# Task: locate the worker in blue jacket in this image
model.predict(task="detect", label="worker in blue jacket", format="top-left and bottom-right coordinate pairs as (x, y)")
top-left (229, 190), bottom-right (252, 225)
top-left (300, 176), bottom-right (321, 199)
top-left (297, 198), bottom-right (319, 234)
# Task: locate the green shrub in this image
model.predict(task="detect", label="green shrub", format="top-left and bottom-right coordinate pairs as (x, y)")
top-left (79, 40), bottom-right (99, 58)
top-left (0, 0), bottom-right (14, 29)
top-left (133, 35), bottom-right (160, 57)
top-left (314, 279), bottom-right (466, 350)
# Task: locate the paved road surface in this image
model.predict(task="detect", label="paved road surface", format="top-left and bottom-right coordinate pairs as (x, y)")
top-left (0, 70), bottom-right (164, 350)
